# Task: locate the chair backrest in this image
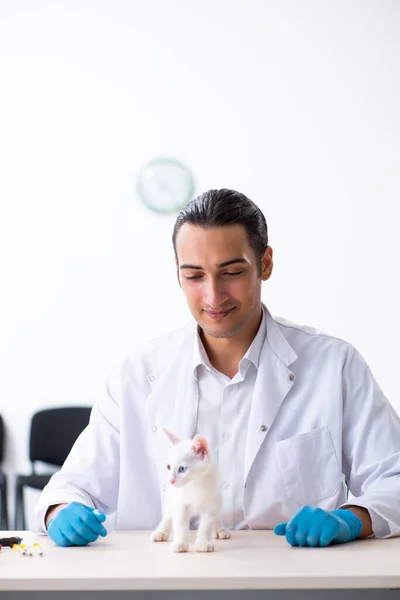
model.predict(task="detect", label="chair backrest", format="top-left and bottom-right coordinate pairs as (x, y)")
top-left (0, 414), bottom-right (4, 463)
top-left (29, 407), bottom-right (91, 467)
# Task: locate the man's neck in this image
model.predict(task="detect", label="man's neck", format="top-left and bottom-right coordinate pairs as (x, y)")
top-left (200, 308), bottom-right (263, 379)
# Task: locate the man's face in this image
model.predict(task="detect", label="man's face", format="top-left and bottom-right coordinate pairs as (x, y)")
top-left (175, 224), bottom-right (273, 339)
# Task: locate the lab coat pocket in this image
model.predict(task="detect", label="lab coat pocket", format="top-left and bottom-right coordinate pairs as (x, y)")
top-left (276, 426), bottom-right (342, 506)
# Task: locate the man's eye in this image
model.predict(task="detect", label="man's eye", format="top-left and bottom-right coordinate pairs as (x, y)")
top-left (166, 464), bottom-right (170, 470)
top-left (185, 275), bottom-right (202, 281)
top-left (184, 270), bottom-right (244, 281)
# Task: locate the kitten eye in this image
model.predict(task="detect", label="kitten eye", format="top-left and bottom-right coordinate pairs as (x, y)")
top-left (178, 466), bottom-right (187, 473)
top-left (166, 464), bottom-right (170, 470)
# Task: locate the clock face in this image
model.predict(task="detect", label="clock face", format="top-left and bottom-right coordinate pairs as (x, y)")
top-left (137, 158), bottom-right (195, 214)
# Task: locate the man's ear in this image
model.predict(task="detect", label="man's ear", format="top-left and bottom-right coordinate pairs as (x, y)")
top-left (176, 259), bottom-right (182, 288)
top-left (261, 246), bottom-right (273, 281)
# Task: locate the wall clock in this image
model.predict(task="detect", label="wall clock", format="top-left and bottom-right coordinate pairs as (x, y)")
top-left (137, 158), bottom-right (195, 214)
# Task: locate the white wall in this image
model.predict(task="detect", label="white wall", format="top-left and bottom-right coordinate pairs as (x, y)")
top-left (0, 0), bottom-right (399, 527)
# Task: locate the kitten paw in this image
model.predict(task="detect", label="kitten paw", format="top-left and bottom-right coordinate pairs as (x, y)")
top-left (171, 541), bottom-right (189, 553)
top-left (213, 528), bottom-right (231, 539)
top-left (151, 530), bottom-right (170, 542)
top-left (194, 541), bottom-right (214, 552)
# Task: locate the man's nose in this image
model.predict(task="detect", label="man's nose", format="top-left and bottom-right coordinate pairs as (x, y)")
top-left (203, 280), bottom-right (227, 307)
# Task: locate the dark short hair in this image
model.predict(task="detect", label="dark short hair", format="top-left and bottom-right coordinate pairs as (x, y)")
top-left (172, 189), bottom-right (269, 274)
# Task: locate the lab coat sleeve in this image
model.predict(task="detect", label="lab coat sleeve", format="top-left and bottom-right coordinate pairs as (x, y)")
top-left (340, 346), bottom-right (400, 538)
top-left (30, 363), bottom-right (121, 534)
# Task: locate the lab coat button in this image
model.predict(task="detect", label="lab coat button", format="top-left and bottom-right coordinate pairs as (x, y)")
top-left (151, 425), bottom-right (157, 432)
top-left (161, 484), bottom-right (167, 491)
top-left (223, 431), bottom-right (231, 440)
top-left (221, 481), bottom-right (229, 490)
top-left (289, 374), bottom-right (295, 381)
top-left (148, 374), bottom-right (155, 382)
top-left (260, 424), bottom-right (268, 432)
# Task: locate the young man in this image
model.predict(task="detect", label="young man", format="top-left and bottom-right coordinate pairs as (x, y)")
top-left (32, 189), bottom-right (400, 548)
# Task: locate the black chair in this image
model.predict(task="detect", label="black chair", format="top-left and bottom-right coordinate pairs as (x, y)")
top-left (0, 415), bottom-right (9, 529)
top-left (14, 406), bottom-right (91, 530)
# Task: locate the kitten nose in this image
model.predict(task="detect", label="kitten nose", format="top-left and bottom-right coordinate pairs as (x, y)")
top-left (170, 479), bottom-right (175, 485)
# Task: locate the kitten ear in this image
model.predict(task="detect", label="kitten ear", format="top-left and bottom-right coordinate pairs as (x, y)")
top-left (191, 435), bottom-right (208, 459)
top-left (163, 428), bottom-right (181, 445)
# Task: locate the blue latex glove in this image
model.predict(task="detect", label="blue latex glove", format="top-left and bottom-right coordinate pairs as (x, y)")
top-left (47, 502), bottom-right (107, 547)
top-left (274, 506), bottom-right (363, 547)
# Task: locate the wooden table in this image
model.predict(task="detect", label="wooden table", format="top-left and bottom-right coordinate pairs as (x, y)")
top-left (1, 530), bottom-right (399, 599)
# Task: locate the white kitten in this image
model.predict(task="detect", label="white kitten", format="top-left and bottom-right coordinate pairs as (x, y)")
top-left (151, 429), bottom-right (230, 552)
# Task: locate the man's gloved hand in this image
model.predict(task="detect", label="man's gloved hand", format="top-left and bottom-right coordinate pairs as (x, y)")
top-left (274, 506), bottom-right (363, 547)
top-left (47, 502), bottom-right (107, 546)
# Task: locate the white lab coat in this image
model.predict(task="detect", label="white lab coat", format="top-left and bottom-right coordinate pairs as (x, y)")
top-left (32, 306), bottom-right (400, 537)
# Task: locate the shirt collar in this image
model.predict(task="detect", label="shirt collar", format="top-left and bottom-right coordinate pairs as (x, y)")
top-left (192, 306), bottom-right (267, 380)
top-left (241, 306), bottom-right (266, 369)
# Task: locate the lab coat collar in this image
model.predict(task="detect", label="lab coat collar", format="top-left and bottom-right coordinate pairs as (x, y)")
top-left (262, 303), bottom-right (298, 367)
